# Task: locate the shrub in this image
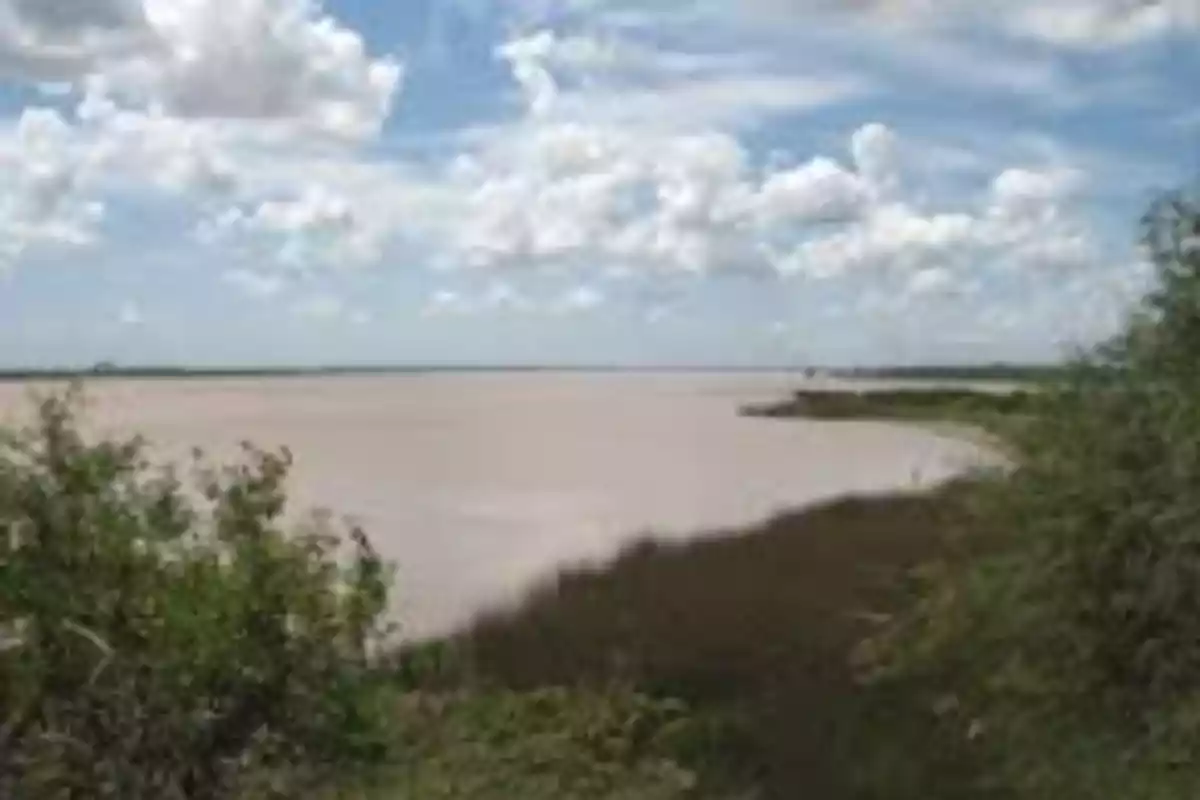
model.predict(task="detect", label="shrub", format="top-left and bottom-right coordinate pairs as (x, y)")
top-left (385, 687), bottom-right (702, 800)
top-left (859, 191), bottom-right (1200, 797)
top-left (0, 387), bottom-right (399, 799)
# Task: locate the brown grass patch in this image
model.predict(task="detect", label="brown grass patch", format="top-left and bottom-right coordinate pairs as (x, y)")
top-left (454, 479), bottom-right (997, 799)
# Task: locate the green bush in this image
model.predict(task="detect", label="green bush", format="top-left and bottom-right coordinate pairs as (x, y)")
top-left (0, 387), bottom-right (399, 799)
top-left (384, 688), bottom-right (703, 800)
top-left (860, 191), bottom-right (1200, 797)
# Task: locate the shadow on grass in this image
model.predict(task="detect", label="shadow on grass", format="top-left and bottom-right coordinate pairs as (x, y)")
top-left (450, 479), bottom-right (1002, 799)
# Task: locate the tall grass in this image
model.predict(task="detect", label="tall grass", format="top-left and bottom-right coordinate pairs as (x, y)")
top-left (455, 479), bottom-right (998, 799)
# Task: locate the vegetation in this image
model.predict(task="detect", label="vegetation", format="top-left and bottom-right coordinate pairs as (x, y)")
top-left (856, 189), bottom-right (1200, 798)
top-left (453, 480), bottom-right (994, 800)
top-left (744, 385), bottom-right (1034, 430)
top-left (384, 688), bottom-right (701, 800)
top-left (0, 388), bottom-right (401, 798)
top-left (830, 363), bottom-right (1067, 382)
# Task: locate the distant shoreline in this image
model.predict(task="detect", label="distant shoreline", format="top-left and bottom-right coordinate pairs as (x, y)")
top-left (0, 363), bottom-right (1064, 382)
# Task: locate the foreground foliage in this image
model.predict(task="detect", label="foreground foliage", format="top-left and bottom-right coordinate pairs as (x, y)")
top-left (861, 192), bottom-right (1200, 798)
top-left (0, 388), bottom-right (400, 798)
top-left (384, 688), bottom-right (704, 800)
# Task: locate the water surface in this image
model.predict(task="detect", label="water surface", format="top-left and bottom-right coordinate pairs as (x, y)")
top-left (0, 373), bottom-right (986, 638)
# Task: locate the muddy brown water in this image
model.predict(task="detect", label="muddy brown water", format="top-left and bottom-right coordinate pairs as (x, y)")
top-left (0, 373), bottom-right (991, 639)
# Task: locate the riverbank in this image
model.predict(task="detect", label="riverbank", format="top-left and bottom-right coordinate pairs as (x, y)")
top-left (393, 476), bottom-right (1002, 800)
top-left (369, 385), bottom-right (1016, 798)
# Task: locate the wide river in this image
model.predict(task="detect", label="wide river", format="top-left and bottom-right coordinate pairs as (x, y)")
top-left (0, 373), bottom-right (989, 639)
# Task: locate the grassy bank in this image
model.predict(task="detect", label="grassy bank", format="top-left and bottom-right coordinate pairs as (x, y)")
top-left (741, 386), bottom-right (1036, 422)
top-left (415, 478), bottom-right (1003, 800)
top-left (741, 387), bottom-right (1040, 448)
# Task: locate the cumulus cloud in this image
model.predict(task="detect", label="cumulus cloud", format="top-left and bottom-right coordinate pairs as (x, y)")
top-left (850, 122), bottom-right (899, 190)
top-left (0, 108), bottom-right (104, 268)
top-left (443, 32), bottom-right (1102, 288)
top-left (101, 0), bottom-right (402, 140)
top-left (1, 0), bottom-right (404, 140)
top-left (753, 157), bottom-right (870, 225)
top-left (201, 185), bottom-right (381, 270)
top-left (773, 165), bottom-right (1094, 282)
top-left (989, 167), bottom-right (1083, 221)
top-left (0, 0), bottom-right (150, 80)
top-left (0, 0), bottom-right (407, 276)
top-left (907, 266), bottom-right (956, 296)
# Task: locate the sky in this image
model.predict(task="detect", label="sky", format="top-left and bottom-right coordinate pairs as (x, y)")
top-left (0, 0), bottom-right (1196, 368)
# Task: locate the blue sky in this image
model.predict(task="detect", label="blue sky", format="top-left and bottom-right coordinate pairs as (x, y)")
top-left (0, 0), bottom-right (1196, 368)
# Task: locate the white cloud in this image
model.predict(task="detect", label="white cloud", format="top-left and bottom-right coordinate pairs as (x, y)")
top-left (753, 157), bottom-right (870, 224)
top-left (9, 0), bottom-right (404, 141)
top-left (0, 1), bottom-right (404, 139)
top-left (447, 42), bottom-right (1103, 286)
top-left (0, 0), bottom-right (409, 276)
top-left (496, 31), bottom-right (561, 118)
top-left (769, 159), bottom-right (1095, 282)
top-left (907, 266), bottom-right (956, 296)
top-left (850, 122), bottom-right (899, 190)
top-left (205, 185), bottom-right (372, 270)
top-left (0, 108), bottom-right (104, 268)
top-left (989, 167), bottom-right (1082, 221)
top-left (0, 0), bottom-right (150, 80)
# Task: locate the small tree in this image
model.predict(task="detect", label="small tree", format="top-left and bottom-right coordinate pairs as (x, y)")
top-left (1003, 190), bottom-right (1200, 703)
top-left (0, 388), bottom-right (398, 799)
top-left (861, 190), bottom-right (1200, 798)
